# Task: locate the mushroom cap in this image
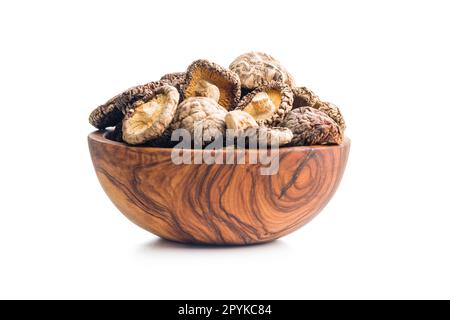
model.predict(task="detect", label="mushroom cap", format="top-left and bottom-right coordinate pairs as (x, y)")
top-left (122, 85), bottom-right (180, 145)
top-left (225, 110), bottom-right (258, 131)
top-left (89, 94), bottom-right (125, 130)
top-left (183, 59), bottom-right (241, 110)
top-left (160, 72), bottom-right (186, 95)
top-left (292, 86), bottom-right (320, 109)
top-left (160, 72), bottom-right (186, 84)
top-left (313, 101), bottom-right (346, 131)
top-left (229, 52), bottom-right (295, 90)
top-left (88, 80), bottom-right (171, 129)
top-left (236, 81), bottom-right (293, 126)
top-left (280, 107), bottom-right (343, 146)
top-left (172, 96), bottom-right (227, 145)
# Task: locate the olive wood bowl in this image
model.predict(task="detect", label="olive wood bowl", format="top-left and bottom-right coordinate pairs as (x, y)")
top-left (88, 131), bottom-right (350, 245)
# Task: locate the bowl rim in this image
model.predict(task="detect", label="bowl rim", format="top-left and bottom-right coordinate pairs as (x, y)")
top-left (88, 130), bottom-right (350, 153)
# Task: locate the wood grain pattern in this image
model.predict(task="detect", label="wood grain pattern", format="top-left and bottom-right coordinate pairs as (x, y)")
top-left (88, 131), bottom-right (350, 245)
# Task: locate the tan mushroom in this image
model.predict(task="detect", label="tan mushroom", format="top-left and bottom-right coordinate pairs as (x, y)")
top-left (229, 52), bottom-right (295, 90)
top-left (183, 60), bottom-right (241, 110)
top-left (172, 97), bottom-right (227, 145)
top-left (237, 82), bottom-right (293, 126)
top-left (89, 80), bottom-right (170, 129)
top-left (122, 85), bottom-right (179, 145)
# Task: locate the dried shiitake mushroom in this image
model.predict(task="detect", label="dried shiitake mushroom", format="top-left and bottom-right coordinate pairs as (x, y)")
top-left (292, 86), bottom-right (320, 109)
top-left (225, 110), bottom-right (258, 131)
top-left (239, 127), bottom-right (293, 146)
top-left (89, 80), bottom-right (170, 129)
top-left (122, 85), bottom-right (179, 145)
top-left (237, 82), bottom-right (293, 126)
top-left (89, 93), bottom-right (124, 130)
top-left (172, 96), bottom-right (227, 145)
top-left (291, 87), bottom-right (346, 131)
top-left (183, 60), bottom-right (241, 110)
top-left (313, 101), bottom-right (346, 131)
top-left (229, 52), bottom-right (295, 90)
top-left (280, 107), bottom-right (343, 146)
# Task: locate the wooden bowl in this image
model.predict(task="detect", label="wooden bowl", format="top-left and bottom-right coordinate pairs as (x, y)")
top-left (88, 131), bottom-right (350, 245)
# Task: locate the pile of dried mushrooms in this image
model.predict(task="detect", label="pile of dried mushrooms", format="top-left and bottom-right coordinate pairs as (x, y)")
top-left (89, 52), bottom-right (346, 148)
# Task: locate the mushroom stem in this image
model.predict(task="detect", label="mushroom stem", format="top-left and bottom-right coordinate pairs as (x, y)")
top-left (193, 80), bottom-right (220, 103)
top-left (225, 110), bottom-right (258, 131)
top-left (243, 91), bottom-right (276, 122)
top-left (251, 92), bottom-right (273, 113)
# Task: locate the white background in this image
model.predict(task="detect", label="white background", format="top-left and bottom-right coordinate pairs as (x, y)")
top-left (1, 0), bottom-right (449, 299)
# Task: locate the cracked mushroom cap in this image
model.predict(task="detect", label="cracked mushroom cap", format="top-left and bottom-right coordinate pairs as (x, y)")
top-left (292, 86), bottom-right (320, 109)
top-left (172, 96), bottom-right (227, 145)
top-left (122, 85), bottom-right (180, 145)
top-left (313, 101), bottom-right (346, 131)
top-left (280, 107), bottom-right (343, 146)
top-left (183, 60), bottom-right (241, 110)
top-left (88, 80), bottom-right (171, 129)
top-left (237, 82), bottom-right (293, 126)
top-left (229, 52), bottom-right (295, 90)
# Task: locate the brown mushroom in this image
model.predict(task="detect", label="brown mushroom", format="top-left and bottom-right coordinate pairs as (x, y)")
top-left (172, 96), bottom-right (227, 145)
top-left (280, 107), bottom-right (343, 146)
top-left (229, 52), bottom-right (295, 90)
top-left (89, 93), bottom-right (124, 130)
top-left (122, 85), bottom-right (179, 145)
top-left (236, 82), bottom-right (293, 126)
top-left (183, 60), bottom-right (241, 110)
top-left (88, 80), bottom-right (170, 129)
top-left (291, 87), bottom-right (346, 131)
top-left (313, 101), bottom-right (346, 131)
